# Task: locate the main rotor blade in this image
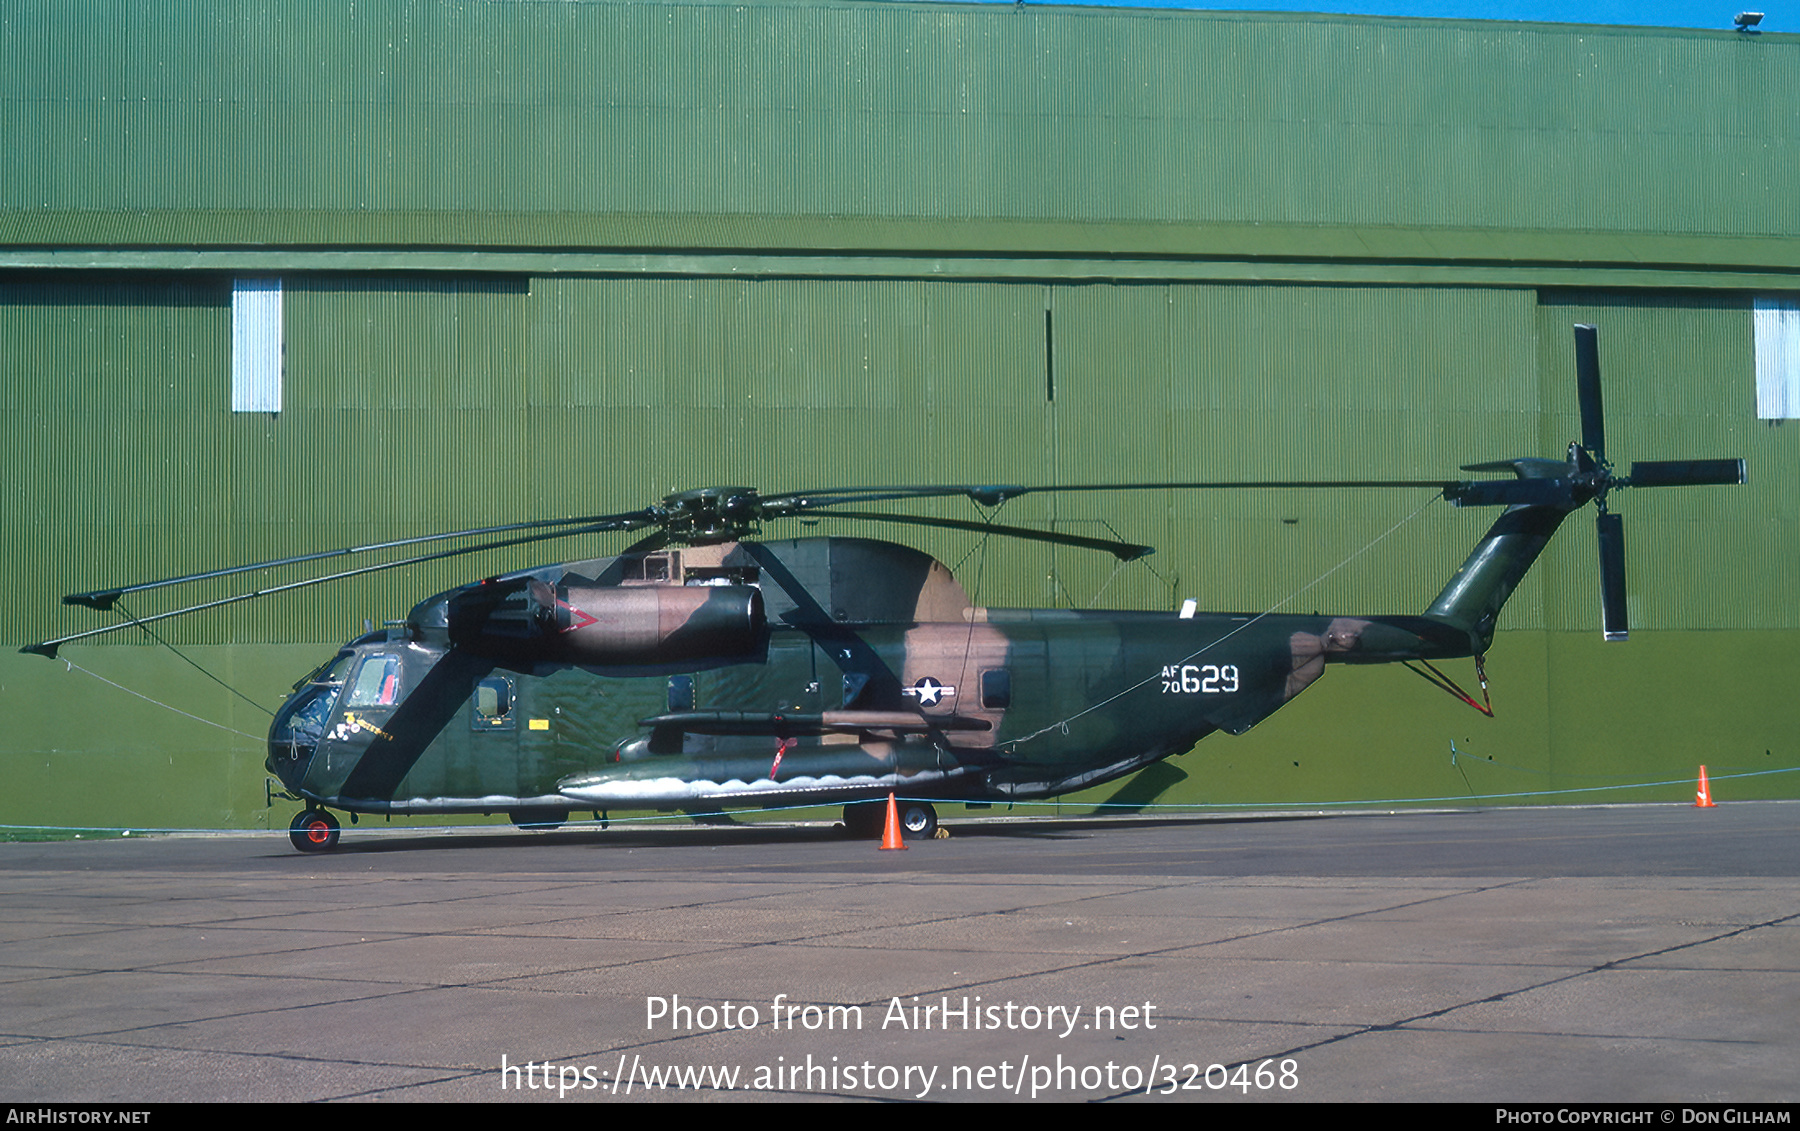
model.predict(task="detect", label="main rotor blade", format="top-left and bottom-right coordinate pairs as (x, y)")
top-left (1626, 459), bottom-right (1747, 488)
top-left (767, 480), bottom-right (1452, 512)
top-left (1596, 510), bottom-right (1628, 642)
top-left (762, 485), bottom-right (1029, 511)
top-left (1574, 324), bottom-right (1607, 463)
top-left (997, 479), bottom-right (1455, 496)
top-left (61, 510), bottom-right (659, 610)
top-left (26, 518), bottom-right (653, 657)
top-left (796, 509), bottom-right (1155, 561)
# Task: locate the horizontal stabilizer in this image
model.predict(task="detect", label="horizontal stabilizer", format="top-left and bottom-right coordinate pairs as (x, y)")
top-left (1442, 478), bottom-right (1577, 508)
top-left (1443, 458), bottom-right (1581, 509)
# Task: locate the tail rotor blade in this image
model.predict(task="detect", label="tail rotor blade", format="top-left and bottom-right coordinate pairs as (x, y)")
top-left (1596, 511), bottom-right (1628, 642)
top-left (1627, 459), bottom-right (1746, 489)
top-left (1574, 324), bottom-right (1607, 462)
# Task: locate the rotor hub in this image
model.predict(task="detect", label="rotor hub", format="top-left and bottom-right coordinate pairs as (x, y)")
top-left (659, 486), bottom-right (763, 542)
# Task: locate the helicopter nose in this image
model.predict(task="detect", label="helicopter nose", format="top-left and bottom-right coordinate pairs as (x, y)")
top-left (267, 686), bottom-right (331, 789)
top-left (265, 734), bottom-right (315, 791)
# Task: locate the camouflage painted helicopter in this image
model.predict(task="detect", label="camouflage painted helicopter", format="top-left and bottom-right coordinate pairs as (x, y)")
top-left (28, 327), bottom-right (1743, 852)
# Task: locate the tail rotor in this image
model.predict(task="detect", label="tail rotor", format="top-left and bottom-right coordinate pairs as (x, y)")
top-left (1443, 324), bottom-right (1744, 642)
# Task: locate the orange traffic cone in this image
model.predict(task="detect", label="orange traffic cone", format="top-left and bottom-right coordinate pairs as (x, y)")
top-left (879, 792), bottom-right (907, 851)
top-left (1695, 766), bottom-right (1716, 808)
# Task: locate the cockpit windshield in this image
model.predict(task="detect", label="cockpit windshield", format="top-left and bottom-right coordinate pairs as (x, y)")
top-left (268, 648), bottom-right (370, 788)
top-left (270, 681), bottom-right (340, 752)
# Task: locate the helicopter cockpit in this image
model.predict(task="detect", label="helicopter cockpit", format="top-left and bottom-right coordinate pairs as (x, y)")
top-left (266, 632), bottom-right (408, 790)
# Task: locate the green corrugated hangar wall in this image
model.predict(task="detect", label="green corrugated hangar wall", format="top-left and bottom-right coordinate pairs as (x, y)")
top-left (3, 1), bottom-right (1796, 831)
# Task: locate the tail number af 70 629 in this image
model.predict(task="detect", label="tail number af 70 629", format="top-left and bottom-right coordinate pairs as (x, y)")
top-left (1160, 664), bottom-right (1239, 695)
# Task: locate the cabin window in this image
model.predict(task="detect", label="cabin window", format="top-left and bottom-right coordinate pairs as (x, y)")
top-left (667, 674), bottom-right (695, 713)
top-left (980, 669), bottom-right (1012, 709)
top-left (346, 654), bottom-right (402, 706)
top-left (472, 676), bottom-right (516, 731)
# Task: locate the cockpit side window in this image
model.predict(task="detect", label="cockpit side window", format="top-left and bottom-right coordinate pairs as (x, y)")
top-left (346, 653), bottom-right (403, 706)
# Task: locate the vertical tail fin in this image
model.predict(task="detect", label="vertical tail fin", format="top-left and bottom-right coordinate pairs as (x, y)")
top-left (1423, 496), bottom-right (1576, 654)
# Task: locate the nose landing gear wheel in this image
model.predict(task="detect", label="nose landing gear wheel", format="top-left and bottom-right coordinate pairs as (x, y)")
top-left (289, 809), bottom-right (340, 853)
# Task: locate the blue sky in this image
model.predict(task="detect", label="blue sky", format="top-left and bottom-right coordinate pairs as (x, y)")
top-left (1009, 2), bottom-right (1778, 32)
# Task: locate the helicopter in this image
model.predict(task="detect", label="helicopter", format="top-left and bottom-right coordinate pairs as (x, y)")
top-left (26, 326), bottom-right (1744, 852)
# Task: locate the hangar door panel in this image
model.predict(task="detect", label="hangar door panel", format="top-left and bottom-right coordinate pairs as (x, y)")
top-left (1046, 284), bottom-right (1538, 619)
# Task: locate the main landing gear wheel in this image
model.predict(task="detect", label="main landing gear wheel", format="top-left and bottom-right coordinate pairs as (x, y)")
top-left (898, 801), bottom-right (938, 839)
top-left (842, 800), bottom-right (939, 840)
top-left (289, 808), bottom-right (340, 853)
top-left (508, 808), bottom-right (567, 831)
